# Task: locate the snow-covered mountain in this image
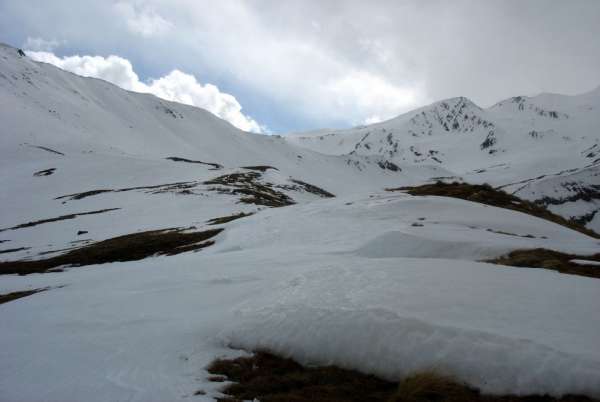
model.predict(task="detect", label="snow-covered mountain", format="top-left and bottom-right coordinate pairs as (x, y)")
top-left (2, 42), bottom-right (600, 402)
top-left (287, 89), bottom-right (600, 231)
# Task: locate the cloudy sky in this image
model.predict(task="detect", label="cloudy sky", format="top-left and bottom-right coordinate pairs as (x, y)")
top-left (1, 1), bottom-right (599, 133)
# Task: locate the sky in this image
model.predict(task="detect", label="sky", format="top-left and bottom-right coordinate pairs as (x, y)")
top-left (1, 0), bottom-right (599, 134)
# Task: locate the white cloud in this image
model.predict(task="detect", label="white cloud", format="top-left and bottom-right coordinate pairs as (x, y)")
top-left (26, 50), bottom-right (262, 132)
top-left (9, 1), bottom-right (600, 131)
top-left (23, 37), bottom-right (62, 52)
top-left (324, 71), bottom-right (422, 125)
top-left (113, 1), bottom-right (172, 37)
top-left (364, 115), bottom-right (382, 125)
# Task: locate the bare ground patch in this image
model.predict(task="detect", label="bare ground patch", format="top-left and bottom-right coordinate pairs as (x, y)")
top-left (241, 165), bottom-right (279, 172)
top-left (55, 181), bottom-right (200, 201)
top-left (0, 247), bottom-right (31, 254)
top-left (166, 156), bottom-right (222, 170)
top-left (0, 227), bottom-right (223, 275)
top-left (33, 168), bottom-right (56, 176)
top-left (204, 172), bottom-right (295, 207)
top-left (207, 212), bottom-right (254, 225)
top-left (28, 144), bottom-right (64, 156)
top-left (0, 288), bottom-right (47, 305)
top-left (206, 352), bottom-right (596, 402)
top-left (0, 208), bottom-right (120, 232)
top-left (485, 248), bottom-right (600, 279)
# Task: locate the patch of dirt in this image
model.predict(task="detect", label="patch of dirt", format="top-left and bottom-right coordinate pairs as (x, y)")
top-left (388, 182), bottom-right (599, 239)
top-left (241, 166), bottom-right (279, 172)
top-left (0, 227), bottom-right (223, 275)
top-left (56, 189), bottom-right (113, 201)
top-left (0, 208), bottom-right (120, 232)
top-left (206, 352), bottom-right (596, 402)
top-left (166, 156), bottom-right (222, 170)
top-left (486, 248), bottom-right (600, 279)
top-left (207, 351), bottom-right (396, 402)
top-left (56, 181), bottom-right (200, 201)
top-left (289, 179), bottom-right (335, 198)
top-left (33, 168), bottom-right (56, 176)
top-left (0, 288), bottom-right (47, 305)
top-left (204, 172), bottom-right (295, 207)
top-left (29, 145), bottom-right (64, 155)
top-left (0, 247), bottom-right (31, 254)
top-left (486, 229), bottom-right (538, 239)
top-left (207, 212), bottom-right (254, 225)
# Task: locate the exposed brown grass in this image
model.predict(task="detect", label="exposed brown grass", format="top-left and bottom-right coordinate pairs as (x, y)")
top-left (207, 212), bottom-right (254, 225)
top-left (388, 182), bottom-right (599, 239)
top-left (206, 352), bottom-right (598, 402)
top-left (0, 247), bottom-right (30, 254)
top-left (290, 179), bottom-right (336, 198)
top-left (486, 248), bottom-right (600, 279)
top-left (55, 180), bottom-right (201, 201)
top-left (0, 208), bottom-right (120, 232)
top-left (207, 351), bottom-right (397, 402)
top-left (241, 165), bottom-right (279, 172)
top-left (0, 288), bottom-right (46, 305)
top-left (390, 371), bottom-right (479, 402)
top-left (165, 156), bottom-right (222, 169)
top-left (0, 227), bottom-right (222, 275)
top-left (33, 168), bottom-right (56, 176)
top-left (204, 172), bottom-right (295, 207)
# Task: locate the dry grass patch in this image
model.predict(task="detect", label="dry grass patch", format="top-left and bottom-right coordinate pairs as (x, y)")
top-left (486, 248), bottom-right (600, 279)
top-left (388, 182), bottom-right (599, 239)
top-left (207, 351), bottom-right (397, 402)
top-left (0, 227), bottom-right (222, 275)
top-left (206, 352), bottom-right (597, 402)
top-left (0, 288), bottom-right (46, 305)
top-left (207, 212), bottom-right (254, 225)
top-left (0, 208), bottom-right (120, 232)
top-left (204, 172), bottom-right (295, 207)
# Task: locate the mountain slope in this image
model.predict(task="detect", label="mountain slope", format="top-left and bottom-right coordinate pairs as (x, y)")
top-left (286, 88), bottom-right (600, 230)
top-left (1, 43), bottom-right (600, 402)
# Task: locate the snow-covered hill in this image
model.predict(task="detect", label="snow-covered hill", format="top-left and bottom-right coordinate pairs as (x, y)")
top-left (287, 88), bottom-right (600, 230)
top-left (1, 42), bottom-right (600, 402)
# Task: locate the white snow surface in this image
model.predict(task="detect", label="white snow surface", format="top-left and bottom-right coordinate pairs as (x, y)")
top-left (2, 43), bottom-right (600, 401)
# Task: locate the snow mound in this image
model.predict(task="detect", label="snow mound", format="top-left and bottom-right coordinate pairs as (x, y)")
top-left (222, 263), bottom-right (600, 397)
top-left (355, 231), bottom-right (510, 260)
top-left (224, 306), bottom-right (600, 397)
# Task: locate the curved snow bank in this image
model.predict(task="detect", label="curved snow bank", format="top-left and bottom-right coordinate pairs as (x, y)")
top-left (224, 306), bottom-right (600, 397)
top-left (221, 263), bottom-right (600, 397)
top-left (355, 231), bottom-right (511, 259)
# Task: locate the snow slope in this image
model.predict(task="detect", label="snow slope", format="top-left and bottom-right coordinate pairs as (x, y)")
top-left (1, 43), bottom-right (600, 401)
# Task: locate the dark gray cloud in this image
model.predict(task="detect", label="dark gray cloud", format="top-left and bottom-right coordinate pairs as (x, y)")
top-left (1, 0), bottom-right (599, 131)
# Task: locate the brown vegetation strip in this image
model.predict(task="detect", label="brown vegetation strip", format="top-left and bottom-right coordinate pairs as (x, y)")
top-left (0, 288), bottom-right (46, 305)
top-left (486, 248), bottom-right (600, 279)
top-left (290, 179), bottom-right (336, 198)
top-left (388, 182), bottom-right (599, 239)
top-left (0, 247), bottom-right (30, 254)
top-left (33, 168), bottom-right (56, 176)
top-left (56, 181), bottom-right (200, 201)
top-left (206, 352), bottom-right (597, 402)
top-left (205, 172), bottom-right (295, 207)
top-left (165, 156), bottom-right (222, 169)
top-left (0, 227), bottom-right (223, 275)
top-left (0, 208), bottom-right (120, 232)
top-left (241, 165), bottom-right (279, 172)
top-left (30, 145), bottom-right (64, 156)
top-left (207, 212), bottom-right (254, 225)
